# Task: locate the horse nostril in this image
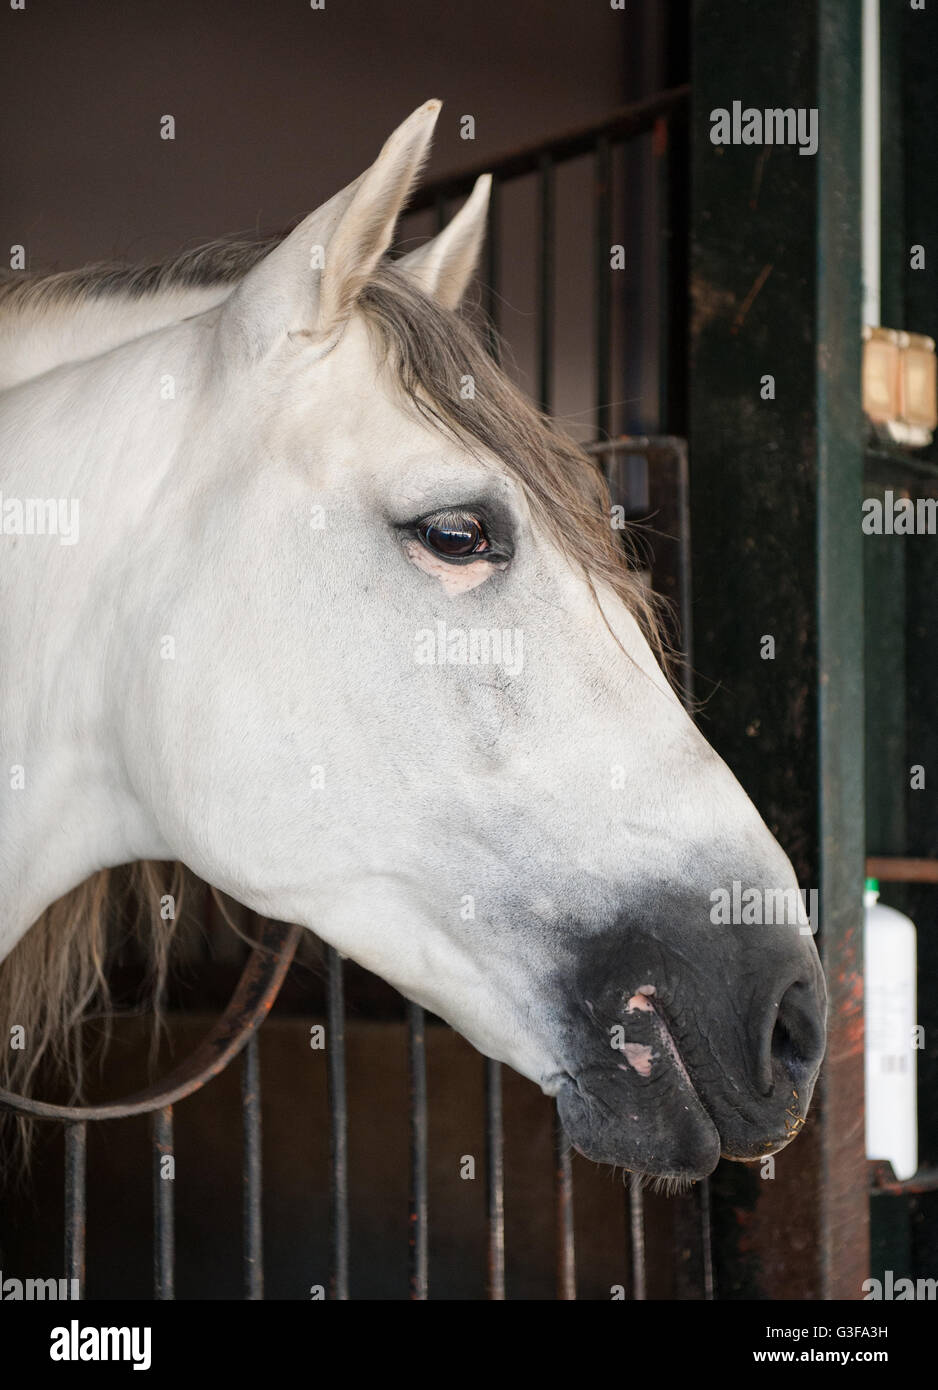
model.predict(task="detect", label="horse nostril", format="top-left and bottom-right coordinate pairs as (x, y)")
top-left (771, 1014), bottom-right (797, 1071)
top-left (767, 979), bottom-right (826, 1091)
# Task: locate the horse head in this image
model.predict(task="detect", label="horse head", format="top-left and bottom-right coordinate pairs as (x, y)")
top-left (1, 101), bottom-right (826, 1180)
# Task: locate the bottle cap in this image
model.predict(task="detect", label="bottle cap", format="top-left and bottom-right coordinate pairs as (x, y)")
top-left (865, 877), bottom-right (880, 893)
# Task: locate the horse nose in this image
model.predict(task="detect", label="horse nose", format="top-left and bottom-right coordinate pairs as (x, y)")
top-left (761, 975), bottom-right (827, 1095)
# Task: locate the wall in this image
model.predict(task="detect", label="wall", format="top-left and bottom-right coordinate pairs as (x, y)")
top-left (1, 0), bottom-right (673, 434)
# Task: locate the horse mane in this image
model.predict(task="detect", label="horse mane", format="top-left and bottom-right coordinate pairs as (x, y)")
top-left (0, 863), bottom-right (186, 1169)
top-left (0, 234), bottom-right (670, 1165)
top-left (0, 234), bottom-right (275, 316)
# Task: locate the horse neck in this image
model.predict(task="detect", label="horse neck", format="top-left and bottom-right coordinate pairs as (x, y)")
top-left (0, 283), bottom-right (232, 390)
top-left (0, 313), bottom-right (213, 951)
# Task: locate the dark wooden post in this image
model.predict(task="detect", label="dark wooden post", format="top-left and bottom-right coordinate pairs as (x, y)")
top-left (688, 0), bottom-right (868, 1297)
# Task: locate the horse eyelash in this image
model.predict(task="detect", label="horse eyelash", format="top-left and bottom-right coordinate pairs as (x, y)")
top-left (397, 506), bottom-right (514, 564)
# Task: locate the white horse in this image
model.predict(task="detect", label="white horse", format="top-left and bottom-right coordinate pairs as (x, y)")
top-left (0, 101), bottom-right (826, 1179)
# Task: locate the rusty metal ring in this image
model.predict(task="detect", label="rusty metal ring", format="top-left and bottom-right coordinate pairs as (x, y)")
top-left (0, 919), bottom-right (302, 1121)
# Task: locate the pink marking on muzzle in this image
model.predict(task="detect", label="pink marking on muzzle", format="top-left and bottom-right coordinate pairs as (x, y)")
top-left (619, 1043), bottom-right (654, 1076)
top-left (623, 984), bottom-right (695, 1090)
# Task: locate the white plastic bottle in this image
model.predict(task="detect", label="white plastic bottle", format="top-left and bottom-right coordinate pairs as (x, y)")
top-left (863, 878), bottom-right (918, 1181)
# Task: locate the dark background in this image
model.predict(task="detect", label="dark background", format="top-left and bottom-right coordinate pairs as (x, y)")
top-left (0, 0), bottom-right (682, 440)
top-left (2, 0), bottom-right (656, 269)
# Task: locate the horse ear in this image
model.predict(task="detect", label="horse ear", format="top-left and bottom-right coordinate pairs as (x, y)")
top-left (221, 100), bottom-right (441, 357)
top-left (397, 174), bottom-right (491, 309)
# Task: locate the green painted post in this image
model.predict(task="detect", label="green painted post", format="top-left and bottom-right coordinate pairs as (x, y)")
top-left (689, 0), bottom-right (867, 1298)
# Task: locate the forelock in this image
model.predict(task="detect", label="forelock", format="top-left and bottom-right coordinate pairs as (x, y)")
top-left (358, 264), bottom-right (667, 664)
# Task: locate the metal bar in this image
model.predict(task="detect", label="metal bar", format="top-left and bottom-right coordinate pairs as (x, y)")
top-left (674, 437), bottom-right (694, 707)
top-left (537, 153), bottom-right (554, 413)
top-left (862, 0), bottom-right (882, 326)
top-left (865, 448), bottom-right (938, 484)
top-left (242, 1033), bottom-right (263, 1299)
top-left (628, 1174), bottom-right (646, 1300)
top-left (594, 136), bottom-right (613, 439)
top-left (698, 1175), bottom-right (714, 1300)
top-left (325, 945), bottom-right (349, 1300)
top-left (407, 1000), bottom-right (429, 1300)
top-left (663, 99), bottom-right (690, 438)
top-left (814, 3), bottom-right (869, 1299)
top-left (871, 1164), bottom-right (938, 1196)
top-left (672, 1178), bottom-right (715, 1300)
top-left (585, 432), bottom-right (680, 456)
top-left (64, 1121), bottom-right (86, 1298)
top-left (585, 434), bottom-right (693, 697)
top-left (866, 856), bottom-right (938, 883)
top-left (407, 85), bottom-right (690, 209)
top-left (152, 1105), bottom-right (175, 1300)
top-left (484, 1058), bottom-right (505, 1299)
top-left (655, 116), bottom-right (672, 433)
top-left (877, 0), bottom-right (909, 335)
top-left (553, 1112), bottom-right (576, 1299)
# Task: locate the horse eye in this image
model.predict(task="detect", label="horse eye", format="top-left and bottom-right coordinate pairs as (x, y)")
top-left (417, 511), bottom-right (491, 559)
